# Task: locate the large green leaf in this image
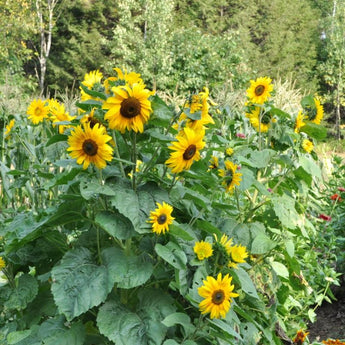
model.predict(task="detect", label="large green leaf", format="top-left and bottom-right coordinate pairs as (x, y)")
top-left (97, 300), bottom-right (145, 345)
top-left (102, 247), bottom-right (153, 289)
top-left (162, 313), bottom-right (195, 337)
top-left (251, 233), bottom-right (276, 254)
top-left (5, 274), bottom-right (38, 310)
top-left (80, 179), bottom-right (117, 200)
top-left (300, 122), bottom-right (327, 140)
top-left (232, 267), bottom-right (259, 299)
top-left (150, 94), bottom-right (175, 126)
top-left (155, 242), bottom-right (187, 270)
top-left (271, 194), bottom-right (299, 229)
top-left (95, 211), bottom-right (136, 240)
top-left (51, 247), bottom-right (112, 321)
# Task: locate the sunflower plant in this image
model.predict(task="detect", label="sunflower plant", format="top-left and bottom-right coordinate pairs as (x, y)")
top-left (0, 70), bottom-right (338, 345)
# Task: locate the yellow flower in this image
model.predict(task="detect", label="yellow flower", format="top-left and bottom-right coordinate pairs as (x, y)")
top-left (80, 69), bottom-right (103, 101)
top-left (26, 99), bottom-right (49, 124)
top-left (293, 330), bottom-right (309, 345)
top-left (5, 119), bottom-right (15, 138)
top-left (246, 77), bottom-right (273, 104)
top-left (0, 256), bottom-right (5, 270)
top-left (225, 147), bottom-right (234, 156)
top-left (103, 83), bottom-right (154, 133)
top-left (295, 111), bottom-right (306, 133)
top-left (47, 99), bottom-right (75, 134)
top-left (128, 159), bottom-right (143, 179)
top-left (218, 160), bottom-right (242, 193)
top-left (194, 241), bottom-right (213, 260)
top-left (80, 108), bottom-right (102, 128)
top-left (104, 68), bottom-right (143, 94)
top-left (209, 155), bottom-right (219, 170)
top-left (166, 127), bottom-right (205, 174)
top-left (214, 234), bottom-right (233, 256)
top-left (67, 123), bottom-right (114, 169)
top-left (245, 106), bottom-right (275, 133)
top-left (304, 97), bottom-right (324, 125)
top-left (302, 139), bottom-right (313, 153)
top-left (148, 202), bottom-right (174, 235)
top-left (198, 273), bottom-right (239, 319)
top-left (228, 244), bottom-right (248, 269)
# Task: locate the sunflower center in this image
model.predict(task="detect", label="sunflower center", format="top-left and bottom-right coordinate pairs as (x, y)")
top-left (89, 117), bottom-right (101, 128)
top-left (225, 169), bottom-right (234, 186)
top-left (35, 107), bottom-right (42, 116)
top-left (120, 97), bottom-right (141, 118)
top-left (157, 214), bottom-right (167, 225)
top-left (261, 112), bottom-right (272, 124)
top-left (183, 145), bottom-right (197, 160)
top-left (254, 85), bottom-right (265, 96)
top-left (212, 289), bottom-right (225, 305)
top-left (82, 139), bottom-right (98, 156)
top-left (304, 106), bottom-right (317, 120)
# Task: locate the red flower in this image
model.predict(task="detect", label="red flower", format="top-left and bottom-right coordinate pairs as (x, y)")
top-left (338, 187), bottom-right (345, 192)
top-left (330, 193), bottom-right (342, 202)
top-left (236, 133), bottom-right (246, 139)
top-left (319, 214), bottom-right (332, 221)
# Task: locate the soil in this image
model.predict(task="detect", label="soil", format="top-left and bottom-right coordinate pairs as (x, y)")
top-left (308, 284), bottom-right (345, 342)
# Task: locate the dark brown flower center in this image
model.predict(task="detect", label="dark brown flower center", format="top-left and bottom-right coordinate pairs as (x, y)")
top-left (120, 97), bottom-right (141, 119)
top-left (183, 144), bottom-right (196, 160)
top-left (261, 112), bottom-right (272, 124)
top-left (304, 105), bottom-right (317, 120)
top-left (83, 139), bottom-right (98, 156)
top-left (225, 169), bottom-right (234, 186)
top-left (157, 214), bottom-right (167, 225)
top-left (254, 85), bottom-right (265, 96)
top-left (212, 290), bottom-right (225, 305)
top-left (88, 117), bottom-right (101, 128)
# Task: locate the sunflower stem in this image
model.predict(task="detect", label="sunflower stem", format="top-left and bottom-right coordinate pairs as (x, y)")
top-left (131, 132), bottom-right (137, 191)
top-left (96, 227), bottom-right (103, 265)
top-left (112, 130), bottom-right (126, 178)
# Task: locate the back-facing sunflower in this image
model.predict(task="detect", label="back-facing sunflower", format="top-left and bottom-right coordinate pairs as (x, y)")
top-left (102, 83), bottom-right (154, 133)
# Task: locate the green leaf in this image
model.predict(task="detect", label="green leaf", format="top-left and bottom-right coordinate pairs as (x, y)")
top-left (155, 242), bottom-right (187, 270)
top-left (46, 134), bottom-right (68, 147)
top-left (170, 223), bottom-right (196, 241)
top-left (232, 267), bottom-right (259, 299)
top-left (5, 274), bottom-right (38, 310)
top-left (285, 239), bottom-right (295, 258)
top-left (51, 247), bottom-right (112, 321)
top-left (162, 313), bottom-right (195, 336)
top-left (300, 122), bottom-right (327, 140)
top-left (97, 300), bottom-right (145, 345)
top-left (208, 319), bottom-right (242, 340)
top-left (46, 168), bottom-right (81, 189)
top-left (271, 194), bottom-right (299, 229)
top-left (95, 211), bottom-right (136, 240)
top-left (80, 179), bottom-right (116, 200)
top-left (38, 316), bottom-right (85, 345)
top-left (7, 330), bottom-right (33, 344)
top-left (240, 149), bottom-right (276, 168)
top-left (76, 100), bottom-right (103, 111)
top-left (251, 232), bottom-right (276, 254)
top-left (271, 261), bottom-right (289, 279)
top-left (298, 156), bottom-right (321, 180)
top-left (150, 94), bottom-right (175, 126)
top-left (79, 83), bottom-right (106, 100)
top-left (102, 247), bottom-right (153, 289)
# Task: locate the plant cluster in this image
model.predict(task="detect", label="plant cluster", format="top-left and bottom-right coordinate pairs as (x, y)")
top-left (0, 69), bottom-right (341, 344)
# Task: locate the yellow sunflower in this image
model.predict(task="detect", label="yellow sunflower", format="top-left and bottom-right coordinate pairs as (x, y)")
top-left (166, 127), bottom-right (206, 174)
top-left (67, 123), bottom-right (114, 169)
top-left (228, 244), bottom-right (248, 269)
top-left (302, 139), bottom-right (313, 153)
top-left (80, 69), bottom-right (104, 101)
top-left (198, 273), bottom-right (239, 319)
top-left (304, 97), bottom-right (324, 125)
top-left (209, 155), bottom-right (219, 170)
top-left (225, 147), bottom-right (234, 156)
top-left (214, 234), bottom-right (233, 256)
top-left (218, 160), bottom-right (242, 193)
top-left (246, 77), bottom-right (274, 104)
top-left (194, 241), bottom-right (213, 260)
top-left (148, 202), bottom-right (174, 235)
top-left (103, 83), bottom-right (154, 133)
top-left (104, 67), bottom-right (143, 94)
top-left (245, 106), bottom-right (275, 133)
top-left (26, 98), bottom-right (49, 124)
top-left (0, 256), bottom-right (5, 270)
top-left (5, 119), bottom-right (15, 138)
top-left (294, 111), bottom-right (306, 133)
top-left (47, 99), bottom-right (75, 134)
top-left (80, 108), bottom-right (103, 129)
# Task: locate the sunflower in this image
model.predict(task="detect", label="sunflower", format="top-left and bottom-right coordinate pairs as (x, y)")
top-left (47, 99), bottom-right (75, 134)
top-left (228, 244), bottom-right (248, 269)
top-left (80, 70), bottom-right (104, 101)
top-left (198, 273), bottom-right (239, 319)
top-left (0, 256), bottom-right (5, 270)
top-left (166, 127), bottom-right (206, 174)
top-left (246, 77), bottom-right (273, 104)
top-left (214, 234), bottom-right (233, 256)
top-left (148, 202), bottom-right (174, 235)
top-left (218, 160), bottom-right (242, 193)
top-left (302, 139), bottom-right (313, 153)
top-left (293, 330), bottom-right (309, 345)
top-left (225, 147), bottom-right (234, 156)
top-left (294, 111), bottom-right (306, 133)
top-left (67, 123), bottom-right (113, 169)
top-left (104, 68), bottom-right (143, 94)
top-left (246, 106), bottom-right (275, 133)
top-left (5, 119), bottom-right (15, 138)
top-left (80, 108), bottom-right (102, 129)
top-left (103, 83), bottom-right (154, 133)
top-left (208, 155), bottom-right (219, 170)
top-left (194, 241), bottom-right (213, 260)
top-left (26, 99), bottom-right (49, 124)
top-left (304, 97), bottom-right (324, 124)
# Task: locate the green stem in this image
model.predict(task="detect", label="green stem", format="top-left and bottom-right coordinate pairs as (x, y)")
top-left (96, 227), bottom-right (102, 265)
top-left (112, 130), bottom-right (126, 178)
top-left (131, 132), bottom-right (137, 191)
